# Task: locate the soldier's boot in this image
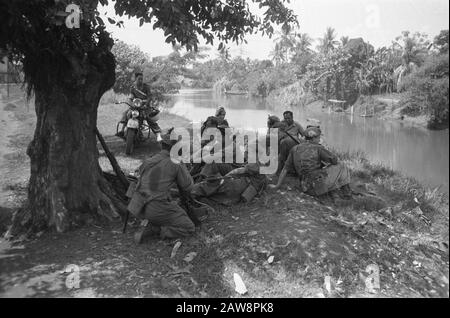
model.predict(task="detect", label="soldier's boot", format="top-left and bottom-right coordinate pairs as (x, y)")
top-left (134, 221), bottom-right (161, 244)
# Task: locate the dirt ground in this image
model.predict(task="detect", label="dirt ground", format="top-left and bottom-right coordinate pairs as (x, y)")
top-left (0, 87), bottom-right (448, 298)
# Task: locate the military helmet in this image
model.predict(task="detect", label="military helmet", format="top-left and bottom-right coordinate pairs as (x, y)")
top-left (305, 126), bottom-right (322, 139)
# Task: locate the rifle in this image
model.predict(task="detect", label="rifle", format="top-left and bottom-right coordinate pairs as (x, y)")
top-left (94, 128), bottom-right (131, 233)
top-left (283, 129), bottom-right (301, 145)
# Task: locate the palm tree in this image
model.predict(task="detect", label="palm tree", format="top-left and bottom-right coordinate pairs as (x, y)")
top-left (340, 36), bottom-right (349, 47)
top-left (294, 33), bottom-right (313, 54)
top-left (290, 33), bottom-right (313, 71)
top-left (391, 31), bottom-right (430, 90)
top-left (270, 42), bottom-right (285, 66)
top-left (393, 31), bottom-right (430, 66)
top-left (317, 27), bottom-right (339, 54)
top-left (274, 28), bottom-right (296, 62)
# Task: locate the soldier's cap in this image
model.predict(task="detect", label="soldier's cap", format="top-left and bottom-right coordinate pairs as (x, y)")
top-left (160, 128), bottom-right (179, 146)
top-left (305, 126), bottom-right (322, 139)
top-left (215, 106), bottom-right (226, 116)
top-left (268, 115), bottom-right (280, 122)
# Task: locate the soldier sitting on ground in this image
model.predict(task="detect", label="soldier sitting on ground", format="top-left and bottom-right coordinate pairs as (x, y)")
top-left (269, 126), bottom-right (352, 201)
top-left (277, 110), bottom-right (307, 174)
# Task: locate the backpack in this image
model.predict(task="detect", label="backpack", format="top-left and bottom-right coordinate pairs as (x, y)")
top-left (296, 143), bottom-right (321, 175)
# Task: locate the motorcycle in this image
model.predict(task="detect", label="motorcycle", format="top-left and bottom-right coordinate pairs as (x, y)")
top-left (116, 98), bottom-right (161, 155)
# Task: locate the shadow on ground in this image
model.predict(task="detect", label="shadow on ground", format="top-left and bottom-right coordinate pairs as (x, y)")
top-left (0, 95), bottom-right (448, 298)
top-left (1, 175), bottom-right (448, 297)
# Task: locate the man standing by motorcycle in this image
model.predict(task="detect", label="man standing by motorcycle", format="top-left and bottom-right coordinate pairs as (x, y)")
top-left (118, 72), bottom-right (162, 142)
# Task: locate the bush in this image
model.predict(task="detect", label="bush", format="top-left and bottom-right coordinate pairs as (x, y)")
top-left (400, 53), bottom-right (449, 128)
top-left (245, 64), bottom-right (297, 97)
top-left (266, 81), bottom-right (306, 109)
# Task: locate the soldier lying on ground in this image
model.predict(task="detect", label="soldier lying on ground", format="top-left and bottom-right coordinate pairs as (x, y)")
top-left (128, 133), bottom-right (200, 244)
top-left (192, 162), bottom-right (268, 206)
top-left (269, 126), bottom-right (352, 201)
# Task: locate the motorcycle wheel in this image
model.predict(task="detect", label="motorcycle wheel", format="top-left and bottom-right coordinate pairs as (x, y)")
top-left (125, 128), bottom-right (136, 155)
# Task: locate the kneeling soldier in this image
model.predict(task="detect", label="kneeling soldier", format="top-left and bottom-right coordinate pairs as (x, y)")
top-left (128, 133), bottom-right (196, 244)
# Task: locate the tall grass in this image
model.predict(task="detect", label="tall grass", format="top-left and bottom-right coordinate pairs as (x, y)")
top-left (334, 148), bottom-right (448, 233)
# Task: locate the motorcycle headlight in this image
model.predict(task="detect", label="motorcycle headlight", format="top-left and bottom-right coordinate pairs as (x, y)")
top-left (133, 98), bottom-right (142, 107)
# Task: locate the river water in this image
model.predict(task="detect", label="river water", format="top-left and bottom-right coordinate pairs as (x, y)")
top-left (166, 89), bottom-right (449, 192)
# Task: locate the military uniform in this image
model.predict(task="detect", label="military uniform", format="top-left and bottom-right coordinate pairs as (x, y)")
top-left (128, 150), bottom-right (195, 239)
top-left (191, 163), bottom-right (267, 205)
top-left (278, 121), bottom-right (307, 172)
top-left (130, 83), bottom-right (152, 101)
top-left (284, 141), bottom-right (351, 196)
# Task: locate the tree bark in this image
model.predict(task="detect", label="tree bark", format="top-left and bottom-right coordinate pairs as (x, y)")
top-left (11, 48), bottom-right (123, 234)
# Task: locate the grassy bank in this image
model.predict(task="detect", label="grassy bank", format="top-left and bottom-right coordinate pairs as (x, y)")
top-left (0, 92), bottom-right (448, 298)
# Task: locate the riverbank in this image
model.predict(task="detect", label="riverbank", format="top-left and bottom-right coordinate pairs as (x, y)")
top-left (257, 77), bottom-right (447, 130)
top-left (0, 92), bottom-right (448, 297)
top-left (300, 93), bottom-right (444, 130)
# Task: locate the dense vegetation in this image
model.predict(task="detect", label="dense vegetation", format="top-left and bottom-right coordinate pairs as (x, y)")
top-left (110, 27), bottom-right (448, 128)
top-left (180, 28), bottom-right (449, 128)
top-left (111, 40), bottom-right (208, 103)
top-left (399, 31), bottom-right (449, 129)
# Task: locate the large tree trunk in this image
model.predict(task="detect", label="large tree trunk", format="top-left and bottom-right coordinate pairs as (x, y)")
top-left (11, 48), bottom-right (125, 234)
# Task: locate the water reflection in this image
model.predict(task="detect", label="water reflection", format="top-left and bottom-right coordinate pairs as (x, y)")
top-left (167, 89), bottom-right (449, 192)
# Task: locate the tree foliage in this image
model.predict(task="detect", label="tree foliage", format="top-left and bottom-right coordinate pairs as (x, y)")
top-left (400, 53), bottom-right (449, 128)
top-left (1, 0), bottom-right (298, 96)
top-left (111, 40), bottom-right (150, 93)
top-left (434, 30), bottom-right (449, 54)
top-left (317, 27), bottom-right (339, 54)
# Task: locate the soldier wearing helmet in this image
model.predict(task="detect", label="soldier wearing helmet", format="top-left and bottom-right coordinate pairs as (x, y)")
top-left (269, 126), bottom-right (352, 201)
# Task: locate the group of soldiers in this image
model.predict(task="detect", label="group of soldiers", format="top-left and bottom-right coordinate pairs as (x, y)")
top-left (127, 105), bottom-right (352, 244)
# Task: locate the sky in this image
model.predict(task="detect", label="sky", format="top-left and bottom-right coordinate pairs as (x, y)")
top-left (101, 0), bottom-right (449, 60)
